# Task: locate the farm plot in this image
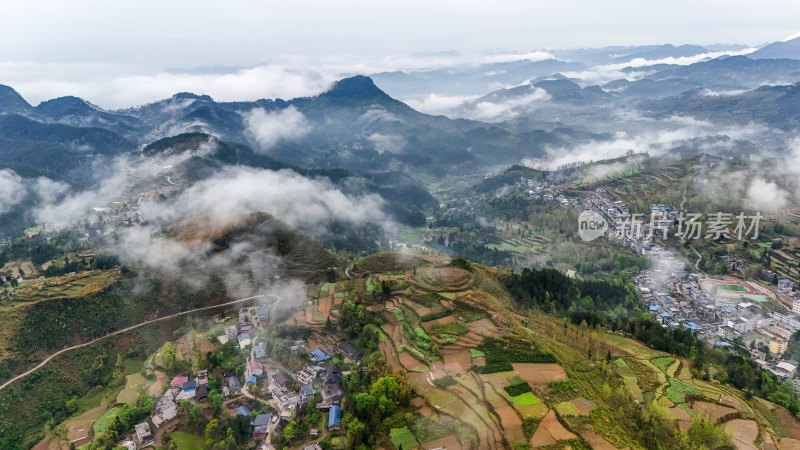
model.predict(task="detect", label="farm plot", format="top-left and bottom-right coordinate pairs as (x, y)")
top-left (390, 426), bottom-right (419, 450)
top-left (692, 401), bottom-right (738, 423)
top-left (555, 397), bottom-right (596, 417)
top-left (512, 363), bottom-right (568, 385)
top-left (723, 419), bottom-right (759, 450)
top-left (530, 410), bottom-right (577, 448)
top-left (64, 405), bottom-right (106, 448)
top-left (414, 267), bottom-right (474, 292)
top-left (117, 373), bottom-right (151, 405)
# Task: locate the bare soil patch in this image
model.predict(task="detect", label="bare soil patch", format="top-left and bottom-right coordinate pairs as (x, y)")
top-left (780, 438), bottom-right (800, 450)
top-left (581, 430), bottom-right (619, 450)
top-left (65, 405), bottom-right (105, 448)
top-left (400, 351), bottom-right (425, 370)
top-left (419, 433), bottom-right (463, 450)
top-left (692, 401), bottom-right (737, 423)
top-left (440, 347), bottom-right (472, 373)
top-left (723, 419), bottom-right (759, 450)
top-left (531, 410), bottom-right (577, 448)
top-left (421, 315), bottom-right (456, 330)
top-left (496, 405), bottom-right (523, 428)
top-left (512, 363), bottom-right (568, 385)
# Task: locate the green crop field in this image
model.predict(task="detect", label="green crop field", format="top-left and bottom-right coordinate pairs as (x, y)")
top-left (390, 426), bottom-right (419, 449)
top-left (717, 283), bottom-right (748, 292)
top-left (511, 392), bottom-right (541, 407)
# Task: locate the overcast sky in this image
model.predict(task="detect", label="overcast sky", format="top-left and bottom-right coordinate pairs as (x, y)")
top-left (1, 0), bottom-right (799, 107)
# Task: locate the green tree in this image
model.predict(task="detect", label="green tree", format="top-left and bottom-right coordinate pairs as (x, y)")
top-left (209, 389), bottom-right (223, 412)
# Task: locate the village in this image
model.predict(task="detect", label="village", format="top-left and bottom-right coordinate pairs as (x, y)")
top-left (117, 300), bottom-right (365, 450)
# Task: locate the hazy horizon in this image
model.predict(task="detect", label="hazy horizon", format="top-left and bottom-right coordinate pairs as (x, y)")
top-left (2, 0), bottom-right (799, 108)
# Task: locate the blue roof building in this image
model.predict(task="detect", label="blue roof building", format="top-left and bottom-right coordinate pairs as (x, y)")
top-left (253, 344), bottom-right (267, 359)
top-left (236, 406), bottom-right (251, 416)
top-left (310, 348), bottom-right (332, 363)
top-left (684, 321), bottom-right (699, 331)
top-left (246, 375), bottom-right (258, 385)
top-left (328, 405), bottom-right (342, 430)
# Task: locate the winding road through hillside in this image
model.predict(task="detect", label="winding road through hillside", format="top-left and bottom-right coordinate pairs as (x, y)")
top-left (0, 294), bottom-right (267, 392)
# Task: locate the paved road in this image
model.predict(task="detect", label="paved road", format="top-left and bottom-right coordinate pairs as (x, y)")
top-left (0, 294), bottom-right (265, 392)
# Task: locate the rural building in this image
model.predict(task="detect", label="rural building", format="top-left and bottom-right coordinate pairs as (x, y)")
top-left (257, 305), bottom-right (270, 324)
top-left (252, 413), bottom-right (273, 439)
top-left (779, 279), bottom-right (794, 292)
top-left (134, 422), bottom-right (154, 447)
top-left (337, 340), bottom-right (364, 362)
top-left (770, 338), bottom-right (789, 356)
top-left (248, 361), bottom-right (264, 377)
top-left (238, 332), bottom-right (252, 350)
top-left (170, 374), bottom-right (189, 388)
top-left (225, 375), bottom-right (242, 395)
top-left (328, 405), bottom-right (342, 430)
top-left (310, 348), bottom-right (331, 363)
top-left (236, 405), bottom-right (251, 416)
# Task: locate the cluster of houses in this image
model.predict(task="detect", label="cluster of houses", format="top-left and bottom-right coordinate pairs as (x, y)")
top-left (638, 242), bottom-right (800, 393)
top-left (150, 370), bottom-right (210, 430)
top-left (119, 302), bottom-right (368, 448)
top-left (218, 305), bottom-right (270, 350)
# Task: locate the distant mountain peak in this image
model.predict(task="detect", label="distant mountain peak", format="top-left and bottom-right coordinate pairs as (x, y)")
top-left (750, 36), bottom-right (800, 60)
top-left (0, 84), bottom-right (32, 113)
top-left (36, 96), bottom-right (96, 112)
top-left (173, 92), bottom-right (214, 102)
top-left (320, 75), bottom-right (398, 105)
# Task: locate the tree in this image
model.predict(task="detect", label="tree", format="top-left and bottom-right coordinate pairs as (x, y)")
top-left (283, 419), bottom-right (299, 443)
top-left (113, 354), bottom-right (125, 380)
top-left (209, 389), bottom-right (223, 412)
top-left (162, 342), bottom-right (177, 372)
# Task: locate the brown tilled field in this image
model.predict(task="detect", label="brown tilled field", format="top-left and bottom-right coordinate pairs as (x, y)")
top-left (692, 401), bottom-right (737, 423)
top-left (399, 351), bottom-right (424, 370)
top-left (580, 430), bottom-right (618, 450)
top-left (440, 347), bottom-right (472, 373)
top-left (419, 433), bottom-right (464, 450)
top-left (512, 363), bottom-right (568, 385)
top-left (420, 314), bottom-right (456, 330)
top-left (495, 405), bottom-right (523, 429)
top-left (531, 410), bottom-right (577, 448)
top-left (723, 419), bottom-right (759, 450)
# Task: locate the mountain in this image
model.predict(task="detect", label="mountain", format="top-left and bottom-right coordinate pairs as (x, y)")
top-left (601, 56), bottom-right (800, 100)
top-left (646, 82), bottom-right (800, 130)
top-left (0, 85), bottom-right (32, 114)
top-left (371, 59), bottom-right (587, 99)
top-left (610, 43), bottom-right (708, 63)
top-left (0, 114), bottom-right (134, 182)
top-left (749, 36), bottom-right (800, 60)
top-left (143, 132), bottom-right (437, 227)
top-left (34, 96), bottom-right (143, 138)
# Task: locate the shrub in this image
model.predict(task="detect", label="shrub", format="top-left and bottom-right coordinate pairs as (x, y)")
top-left (504, 381), bottom-right (532, 396)
top-left (433, 375), bottom-right (456, 388)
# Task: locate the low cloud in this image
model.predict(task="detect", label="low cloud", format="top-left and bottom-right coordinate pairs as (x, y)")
top-left (243, 106), bottom-right (312, 152)
top-left (470, 87), bottom-right (551, 121)
top-left (405, 93), bottom-right (480, 115)
top-left (0, 170), bottom-right (27, 214)
top-left (366, 133), bottom-right (406, 154)
top-left (562, 48), bottom-right (757, 85)
top-left (744, 177), bottom-right (790, 212)
top-left (581, 156), bottom-right (646, 183)
top-left (542, 117), bottom-right (765, 168)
